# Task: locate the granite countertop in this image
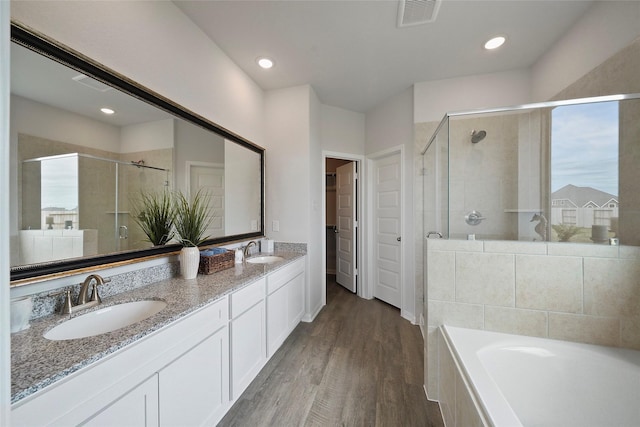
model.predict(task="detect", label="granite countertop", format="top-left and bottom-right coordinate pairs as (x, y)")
top-left (10, 252), bottom-right (305, 404)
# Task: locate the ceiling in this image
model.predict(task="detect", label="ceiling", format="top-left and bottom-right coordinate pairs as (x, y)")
top-left (175, 0), bottom-right (595, 113)
top-left (11, 43), bottom-right (171, 127)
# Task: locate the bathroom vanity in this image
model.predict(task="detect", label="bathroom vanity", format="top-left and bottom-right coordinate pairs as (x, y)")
top-left (11, 253), bottom-right (306, 426)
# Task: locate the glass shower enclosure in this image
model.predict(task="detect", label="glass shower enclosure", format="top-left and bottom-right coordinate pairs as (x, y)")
top-left (21, 153), bottom-right (170, 264)
top-left (421, 93), bottom-right (640, 247)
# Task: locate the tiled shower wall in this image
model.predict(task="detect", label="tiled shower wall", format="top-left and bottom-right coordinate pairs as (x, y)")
top-left (425, 238), bottom-right (640, 399)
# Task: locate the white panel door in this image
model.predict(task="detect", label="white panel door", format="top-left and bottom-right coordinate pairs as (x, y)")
top-left (373, 153), bottom-right (401, 308)
top-left (189, 163), bottom-right (224, 238)
top-left (336, 162), bottom-right (357, 293)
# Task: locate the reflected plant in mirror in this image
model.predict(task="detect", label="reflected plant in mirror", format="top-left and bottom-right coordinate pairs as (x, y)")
top-left (9, 23), bottom-right (264, 283)
top-left (130, 190), bottom-right (175, 247)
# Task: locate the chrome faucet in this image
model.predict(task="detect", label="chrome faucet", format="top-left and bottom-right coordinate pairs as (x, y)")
top-left (78, 274), bottom-right (109, 304)
top-left (61, 274), bottom-right (110, 315)
top-left (243, 241), bottom-right (258, 259)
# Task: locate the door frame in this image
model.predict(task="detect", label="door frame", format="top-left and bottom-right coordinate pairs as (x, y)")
top-left (366, 145), bottom-right (405, 309)
top-left (321, 151), bottom-right (364, 305)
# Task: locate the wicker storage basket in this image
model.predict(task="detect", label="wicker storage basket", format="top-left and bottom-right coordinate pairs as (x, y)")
top-left (198, 249), bottom-right (234, 275)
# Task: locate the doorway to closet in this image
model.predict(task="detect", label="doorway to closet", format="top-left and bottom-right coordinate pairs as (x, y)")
top-left (325, 157), bottom-right (359, 296)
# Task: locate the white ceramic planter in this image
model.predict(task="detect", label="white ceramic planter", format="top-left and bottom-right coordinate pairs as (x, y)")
top-left (180, 246), bottom-right (200, 279)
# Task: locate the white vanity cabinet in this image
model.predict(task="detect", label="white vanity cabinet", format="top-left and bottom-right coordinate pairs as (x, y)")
top-left (11, 255), bottom-right (306, 427)
top-left (266, 257), bottom-right (305, 357)
top-left (11, 297), bottom-right (229, 427)
top-left (229, 277), bottom-right (266, 399)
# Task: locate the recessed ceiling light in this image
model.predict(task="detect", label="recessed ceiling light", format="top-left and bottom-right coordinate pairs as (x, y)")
top-left (100, 107), bottom-right (115, 115)
top-left (484, 36), bottom-right (506, 50)
top-left (256, 57), bottom-right (274, 69)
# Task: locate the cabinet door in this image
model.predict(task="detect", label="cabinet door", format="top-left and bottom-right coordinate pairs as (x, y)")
top-left (230, 300), bottom-right (266, 399)
top-left (81, 375), bottom-right (159, 427)
top-left (267, 284), bottom-right (289, 358)
top-left (159, 327), bottom-right (229, 427)
top-left (267, 270), bottom-right (305, 358)
top-left (287, 272), bottom-right (305, 331)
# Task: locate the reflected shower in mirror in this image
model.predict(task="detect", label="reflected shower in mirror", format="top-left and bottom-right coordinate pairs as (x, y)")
top-left (10, 23), bottom-right (264, 282)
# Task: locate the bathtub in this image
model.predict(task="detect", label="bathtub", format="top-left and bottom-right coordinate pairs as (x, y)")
top-left (439, 325), bottom-right (640, 427)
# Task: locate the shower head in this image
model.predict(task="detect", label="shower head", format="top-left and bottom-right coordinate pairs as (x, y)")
top-left (471, 130), bottom-right (487, 144)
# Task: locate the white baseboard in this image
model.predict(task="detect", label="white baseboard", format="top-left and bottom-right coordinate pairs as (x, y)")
top-left (302, 302), bottom-right (324, 323)
top-left (402, 311), bottom-right (416, 324)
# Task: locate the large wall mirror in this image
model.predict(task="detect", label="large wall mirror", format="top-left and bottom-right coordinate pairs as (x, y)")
top-left (10, 23), bottom-right (264, 283)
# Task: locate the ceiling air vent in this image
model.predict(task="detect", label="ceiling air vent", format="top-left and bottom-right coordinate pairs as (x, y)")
top-left (72, 74), bottom-right (113, 92)
top-left (397, 0), bottom-right (441, 28)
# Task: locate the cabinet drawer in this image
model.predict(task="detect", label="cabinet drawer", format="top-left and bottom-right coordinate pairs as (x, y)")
top-left (206, 297), bottom-right (229, 331)
top-left (267, 257), bottom-right (305, 294)
top-left (230, 278), bottom-right (265, 318)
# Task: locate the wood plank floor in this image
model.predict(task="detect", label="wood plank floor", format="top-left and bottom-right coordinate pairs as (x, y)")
top-left (218, 277), bottom-right (444, 427)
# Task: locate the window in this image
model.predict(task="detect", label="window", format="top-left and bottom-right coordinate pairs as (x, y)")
top-left (562, 209), bottom-right (577, 225)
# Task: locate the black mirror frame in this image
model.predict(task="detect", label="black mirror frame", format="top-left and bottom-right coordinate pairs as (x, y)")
top-left (10, 22), bottom-right (265, 282)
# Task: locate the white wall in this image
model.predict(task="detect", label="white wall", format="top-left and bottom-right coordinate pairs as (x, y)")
top-left (532, 1), bottom-right (640, 102)
top-left (11, 95), bottom-right (121, 152)
top-left (224, 140), bottom-right (261, 235)
top-left (264, 85), bottom-right (311, 243)
top-left (366, 87), bottom-right (414, 155)
top-left (120, 119), bottom-right (174, 153)
top-left (174, 119), bottom-right (225, 194)
top-left (11, 1), bottom-right (264, 145)
top-left (413, 69), bottom-right (531, 124)
top-left (264, 84), bottom-right (325, 319)
top-left (320, 104), bottom-right (365, 154)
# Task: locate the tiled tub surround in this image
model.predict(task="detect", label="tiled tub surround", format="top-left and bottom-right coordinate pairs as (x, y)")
top-left (438, 325), bottom-right (640, 427)
top-left (11, 250), bottom-right (305, 404)
top-left (425, 238), bottom-right (640, 399)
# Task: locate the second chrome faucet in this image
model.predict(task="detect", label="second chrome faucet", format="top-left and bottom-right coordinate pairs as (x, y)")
top-left (243, 240), bottom-right (258, 259)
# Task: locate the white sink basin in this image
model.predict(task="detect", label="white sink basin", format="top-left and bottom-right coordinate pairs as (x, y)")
top-left (44, 300), bottom-right (167, 341)
top-left (246, 255), bottom-right (284, 264)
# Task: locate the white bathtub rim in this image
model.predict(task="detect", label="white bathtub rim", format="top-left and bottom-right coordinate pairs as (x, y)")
top-left (441, 325), bottom-right (640, 427)
top-left (441, 325), bottom-right (522, 427)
